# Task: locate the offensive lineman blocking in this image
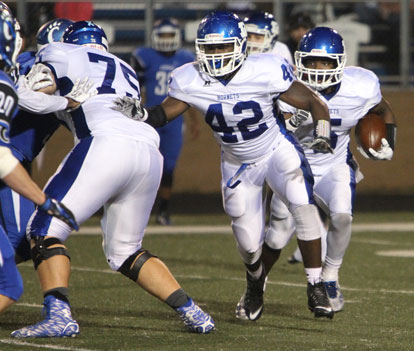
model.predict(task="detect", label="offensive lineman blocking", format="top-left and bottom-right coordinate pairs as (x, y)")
top-left (11, 21), bottom-right (214, 338)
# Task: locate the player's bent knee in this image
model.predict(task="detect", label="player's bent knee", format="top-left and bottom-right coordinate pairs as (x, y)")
top-left (118, 249), bottom-right (157, 282)
top-left (292, 204), bottom-right (321, 241)
top-left (237, 247), bottom-right (262, 265)
top-left (265, 214), bottom-right (295, 249)
top-left (331, 213), bottom-right (353, 230)
top-left (31, 236), bottom-right (70, 270)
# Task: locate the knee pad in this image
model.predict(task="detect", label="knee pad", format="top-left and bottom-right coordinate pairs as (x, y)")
top-left (118, 249), bottom-right (157, 282)
top-left (237, 246), bottom-right (262, 266)
top-left (265, 214), bottom-right (295, 250)
top-left (292, 204), bottom-right (321, 241)
top-left (31, 236), bottom-right (70, 270)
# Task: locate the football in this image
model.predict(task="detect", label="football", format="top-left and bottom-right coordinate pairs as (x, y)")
top-left (355, 113), bottom-right (386, 155)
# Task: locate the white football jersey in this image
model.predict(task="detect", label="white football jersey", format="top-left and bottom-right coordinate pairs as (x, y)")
top-left (271, 41), bottom-right (294, 67)
top-left (168, 53), bottom-right (294, 163)
top-left (36, 42), bottom-right (159, 147)
top-left (280, 66), bottom-right (381, 175)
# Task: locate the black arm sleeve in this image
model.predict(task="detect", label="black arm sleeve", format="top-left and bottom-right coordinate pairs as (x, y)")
top-left (386, 124), bottom-right (397, 150)
top-left (146, 105), bottom-right (168, 128)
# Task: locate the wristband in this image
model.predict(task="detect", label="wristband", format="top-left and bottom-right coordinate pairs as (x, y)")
top-left (315, 120), bottom-right (330, 139)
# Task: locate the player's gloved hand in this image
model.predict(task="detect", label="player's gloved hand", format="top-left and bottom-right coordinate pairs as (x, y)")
top-left (111, 96), bottom-right (149, 121)
top-left (25, 63), bottom-right (54, 91)
top-left (307, 136), bottom-right (334, 154)
top-left (38, 196), bottom-right (79, 231)
top-left (65, 77), bottom-right (97, 112)
top-left (368, 138), bottom-right (393, 160)
top-left (286, 109), bottom-right (310, 132)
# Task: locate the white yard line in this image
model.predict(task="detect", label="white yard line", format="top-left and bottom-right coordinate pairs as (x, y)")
top-left (74, 222), bottom-right (414, 236)
top-left (16, 266), bottom-right (413, 296)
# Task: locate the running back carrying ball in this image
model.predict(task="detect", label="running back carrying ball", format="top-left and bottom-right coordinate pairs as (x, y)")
top-left (355, 113), bottom-right (386, 157)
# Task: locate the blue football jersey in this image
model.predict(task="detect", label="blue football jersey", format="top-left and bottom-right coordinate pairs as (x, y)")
top-left (9, 52), bottom-right (61, 163)
top-left (0, 71), bottom-right (19, 149)
top-left (131, 47), bottom-right (194, 106)
top-left (17, 51), bottom-right (36, 76)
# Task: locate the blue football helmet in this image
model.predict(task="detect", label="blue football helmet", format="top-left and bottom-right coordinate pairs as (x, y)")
top-left (62, 21), bottom-right (108, 51)
top-left (295, 27), bottom-right (346, 91)
top-left (0, 2), bottom-right (21, 64)
top-left (0, 9), bottom-right (17, 73)
top-left (244, 12), bottom-right (279, 54)
top-left (36, 18), bottom-right (74, 50)
top-left (195, 11), bottom-right (247, 77)
top-left (152, 18), bottom-right (181, 52)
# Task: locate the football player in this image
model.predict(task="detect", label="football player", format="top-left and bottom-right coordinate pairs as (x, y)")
top-left (11, 20), bottom-right (215, 338)
top-left (113, 11), bottom-right (335, 321)
top-left (244, 11), bottom-right (293, 66)
top-left (130, 18), bottom-right (199, 225)
top-left (264, 27), bottom-right (396, 312)
top-left (1, 17), bottom-right (75, 266)
top-left (0, 9), bottom-right (78, 315)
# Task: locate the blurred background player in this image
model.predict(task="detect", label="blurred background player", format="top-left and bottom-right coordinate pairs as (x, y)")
top-left (285, 13), bottom-right (315, 58)
top-left (244, 11), bottom-right (293, 66)
top-left (12, 20), bottom-right (214, 338)
top-left (0, 8), bottom-right (78, 315)
top-left (264, 27), bottom-right (396, 312)
top-left (130, 18), bottom-right (199, 225)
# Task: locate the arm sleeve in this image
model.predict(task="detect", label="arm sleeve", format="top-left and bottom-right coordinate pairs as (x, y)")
top-left (17, 80), bottom-right (68, 114)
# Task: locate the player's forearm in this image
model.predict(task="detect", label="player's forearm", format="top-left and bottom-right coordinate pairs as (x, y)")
top-left (17, 85), bottom-right (68, 114)
top-left (2, 160), bottom-right (46, 206)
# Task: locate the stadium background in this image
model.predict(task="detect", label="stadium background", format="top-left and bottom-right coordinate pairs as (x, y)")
top-left (8, 0), bottom-right (414, 212)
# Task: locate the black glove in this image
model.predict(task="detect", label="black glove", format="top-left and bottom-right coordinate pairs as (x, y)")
top-left (38, 196), bottom-right (79, 231)
top-left (307, 136), bottom-right (334, 154)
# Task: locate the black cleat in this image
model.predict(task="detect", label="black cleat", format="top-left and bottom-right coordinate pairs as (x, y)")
top-left (307, 282), bottom-right (334, 319)
top-left (236, 269), bottom-right (266, 321)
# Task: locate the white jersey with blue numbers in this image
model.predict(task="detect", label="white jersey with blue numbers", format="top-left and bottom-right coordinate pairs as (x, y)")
top-left (36, 42), bottom-right (159, 147)
top-left (279, 66), bottom-right (381, 175)
top-left (168, 53), bottom-right (294, 163)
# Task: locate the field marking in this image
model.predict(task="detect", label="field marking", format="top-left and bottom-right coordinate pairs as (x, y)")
top-left (74, 222), bottom-right (414, 236)
top-left (376, 250), bottom-right (414, 257)
top-left (17, 265), bottom-right (413, 296)
top-left (0, 339), bottom-right (96, 351)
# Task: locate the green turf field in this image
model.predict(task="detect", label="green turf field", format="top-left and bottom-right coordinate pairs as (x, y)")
top-left (1, 213), bottom-right (413, 351)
